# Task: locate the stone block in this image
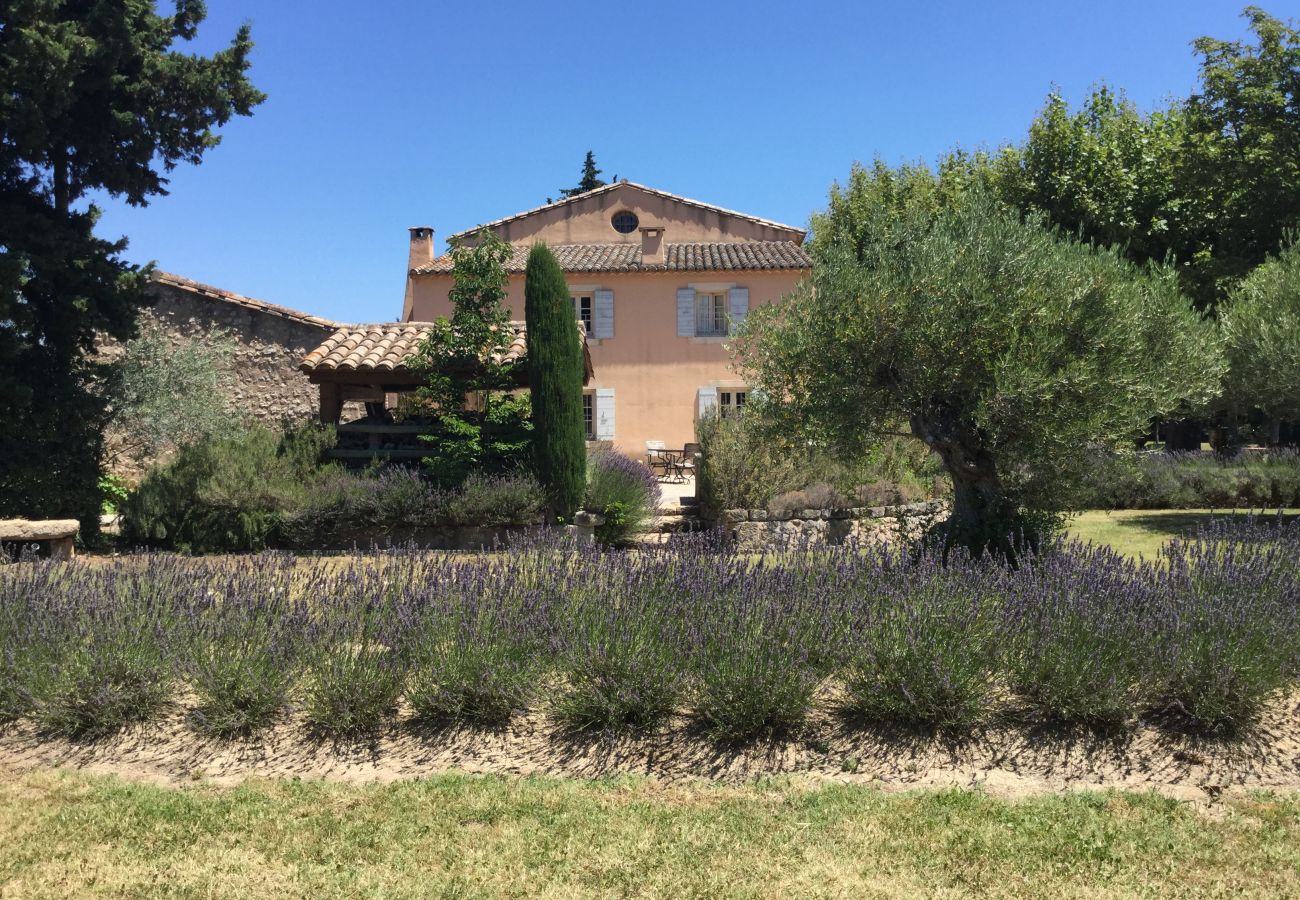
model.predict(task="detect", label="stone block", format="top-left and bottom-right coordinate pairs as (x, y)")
top-left (564, 523), bottom-right (595, 545)
top-left (0, 518), bottom-right (79, 560)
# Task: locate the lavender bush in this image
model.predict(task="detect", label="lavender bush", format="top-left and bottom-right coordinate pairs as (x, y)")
top-left (839, 546), bottom-right (1005, 729)
top-left (551, 555), bottom-right (687, 731)
top-left (2, 516), bottom-right (1299, 743)
top-left (688, 559), bottom-right (837, 738)
top-left (23, 558), bottom-right (186, 737)
top-left (1148, 518), bottom-right (1300, 730)
top-left (1002, 542), bottom-right (1154, 728)
top-left (299, 560), bottom-right (408, 735)
top-left (0, 553), bottom-right (55, 722)
top-left (179, 554), bottom-right (309, 735)
top-left (399, 555), bottom-right (550, 725)
top-left (584, 450), bottom-right (662, 546)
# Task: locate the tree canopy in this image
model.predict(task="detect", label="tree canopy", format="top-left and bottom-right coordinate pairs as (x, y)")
top-left (736, 180), bottom-right (1222, 557)
top-left (409, 231), bottom-right (532, 484)
top-left (106, 322), bottom-right (237, 471)
top-left (0, 1), bottom-right (263, 535)
top-left (1220, 237), bottom-right (1300, 424)
top-left (994, 7), bottom-right (1300, 310)
top-left (553, 151), bottom-right (607, 201)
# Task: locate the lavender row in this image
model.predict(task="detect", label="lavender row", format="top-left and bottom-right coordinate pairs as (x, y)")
top-left (1, 517), bottom-right (1297, 740)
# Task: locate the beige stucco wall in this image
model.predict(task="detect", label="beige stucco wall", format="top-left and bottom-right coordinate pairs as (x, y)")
top-left (407, 268), bottom-right (806, 452)
top-left (453, 183), bottom-right (804, 248)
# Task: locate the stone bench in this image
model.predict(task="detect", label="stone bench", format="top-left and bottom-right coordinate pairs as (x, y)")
top-left (0, 518), bottom-right (79, 560)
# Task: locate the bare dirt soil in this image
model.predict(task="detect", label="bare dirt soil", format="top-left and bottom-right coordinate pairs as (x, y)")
top-left (4, 695), bottom-right (1299, 804)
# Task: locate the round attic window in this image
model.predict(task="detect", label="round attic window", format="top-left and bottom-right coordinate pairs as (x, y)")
top-left (611, 211), bottom-right (639, 234)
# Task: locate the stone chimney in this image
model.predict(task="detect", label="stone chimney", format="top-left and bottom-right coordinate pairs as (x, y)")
top-left (640, 226), bottom-right (665, 266)
top-left (408, 226), bottom-right (434, 270)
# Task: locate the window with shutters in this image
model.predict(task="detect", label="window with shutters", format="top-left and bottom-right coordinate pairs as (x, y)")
top-left (582, 391), bottom-right (595, 440)
top-left (695, 291), bottom-right (728, 336)
top-left (719, 390), bottom-right (748, 418)
top-left (572, 293), bottom-right (593, 335)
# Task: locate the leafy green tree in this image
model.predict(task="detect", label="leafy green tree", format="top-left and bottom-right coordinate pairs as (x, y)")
top-left (1184, 6), bottom-right (1300, 300)
top-left (409, 231), bottom-right (532, 484)
top-left (736, 178), bottom-right (1222, 558)
top-left (524, 244), bottom-right (586, 518)
top-left (1220, 236), bottom-right (1300, 430)
top-left (995, 88), bottom-right (1198, 289)
top-left (0, 1), bottom-right (263, 536)
top-left (996, 9), bottom-right (1300, 310)
top-left (106, 322), bottom-right (237, 471)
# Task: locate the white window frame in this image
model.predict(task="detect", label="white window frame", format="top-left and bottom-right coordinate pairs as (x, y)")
top-left (582, 391), bottom-right (595, 441)
top-left (719, 388), bottom-right (748, 418)
top-left (572, 292), bottom-right (593, 336)
top-left (695, 290), bottom-right (729, 337)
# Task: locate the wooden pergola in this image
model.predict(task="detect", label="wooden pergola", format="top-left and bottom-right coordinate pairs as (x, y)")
top-left (298, 320), bottom-right (593, 460)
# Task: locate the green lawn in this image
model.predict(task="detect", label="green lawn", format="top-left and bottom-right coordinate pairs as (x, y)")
top-left (1065, 508), bottom-right (1300, 559)
top-left (1, 770), bottom-right (1298, 898)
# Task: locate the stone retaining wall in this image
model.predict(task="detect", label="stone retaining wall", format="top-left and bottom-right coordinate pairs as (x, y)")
top-left (723, 500), bottom-right (950, 552)
top-left (286, 513), bottom-right (604, 554)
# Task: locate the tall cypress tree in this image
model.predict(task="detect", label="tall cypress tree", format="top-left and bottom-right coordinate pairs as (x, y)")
top-left (524, 243), bottom-right (586, 518)
top-left (0, 2), bottom-right (264, 536)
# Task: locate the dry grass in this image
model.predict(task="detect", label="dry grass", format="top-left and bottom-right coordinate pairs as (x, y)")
top-left (1, 769), bottom-right (1298, 898)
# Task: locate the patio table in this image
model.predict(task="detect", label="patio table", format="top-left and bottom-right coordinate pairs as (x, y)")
top-left (650, 447), bottom-right (691, 481)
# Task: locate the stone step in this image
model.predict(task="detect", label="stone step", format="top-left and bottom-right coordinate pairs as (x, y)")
top-left (648, 514), bottom-right (705, 534)
top-left (655, 506), bottom-right (690, 517)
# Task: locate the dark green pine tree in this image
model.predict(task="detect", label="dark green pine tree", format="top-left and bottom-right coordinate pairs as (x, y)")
top-left (0, 1), bottom-right (264, 538)
top-left (558, 151), bottom-right (607, 199)
top-left (524, 244), bottom-right (586, 519)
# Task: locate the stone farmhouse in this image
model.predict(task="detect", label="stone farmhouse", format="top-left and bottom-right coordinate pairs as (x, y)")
top-left (121, 183), bottom-right (809, 470)
top-left (402, 182), bottom-right (811, 452)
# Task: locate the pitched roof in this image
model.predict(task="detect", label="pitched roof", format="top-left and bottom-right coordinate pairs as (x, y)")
top-left (445, 181), bottom-right (805, 242)
top-left (150, 271), bottom-right (337, 329)
top-left (299, 320), bottom-right (593, 382)
top-left (412, 240), bottom-right (811, 276)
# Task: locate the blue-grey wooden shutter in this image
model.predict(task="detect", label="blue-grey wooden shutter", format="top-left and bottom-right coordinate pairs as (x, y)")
top-left (676, 288), bottom-right (696, 337)
top-left (595, 388), bottom-right (615, 440)
top-left (727, 287), bottom-right (749, 335)
top-left (697, 386), bottom-right (718, 419)
top-left (593, 289), bottom-right (614, 339)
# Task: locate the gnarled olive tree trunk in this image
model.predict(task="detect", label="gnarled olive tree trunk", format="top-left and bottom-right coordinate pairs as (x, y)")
top-left (909, 412), bottom-right (1031, 560)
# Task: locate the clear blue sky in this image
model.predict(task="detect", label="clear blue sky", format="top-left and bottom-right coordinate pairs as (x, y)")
top-left (94, 1), bottom-right (1293, 323)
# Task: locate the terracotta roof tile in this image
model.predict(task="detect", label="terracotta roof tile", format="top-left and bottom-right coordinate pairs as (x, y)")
top-left (412, 241), bottom-right (810, 276)
top-left (151, 271), bottom-right (338, 329)
top-left (299, 320), bottom-right (590, 379)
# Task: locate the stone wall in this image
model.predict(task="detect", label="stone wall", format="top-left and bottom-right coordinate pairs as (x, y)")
top-left (104, 273), bottom-right (342, 478)
top-left (143, 273), bottom-right (338, 426)
top-left (723, 500), bottom-right (950, 552)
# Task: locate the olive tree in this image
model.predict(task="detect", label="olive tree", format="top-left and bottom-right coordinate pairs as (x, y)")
top-left (1220, 237), bottom-right (1300, 432)
top-left (734, 183), bottom-right (1222, 557)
